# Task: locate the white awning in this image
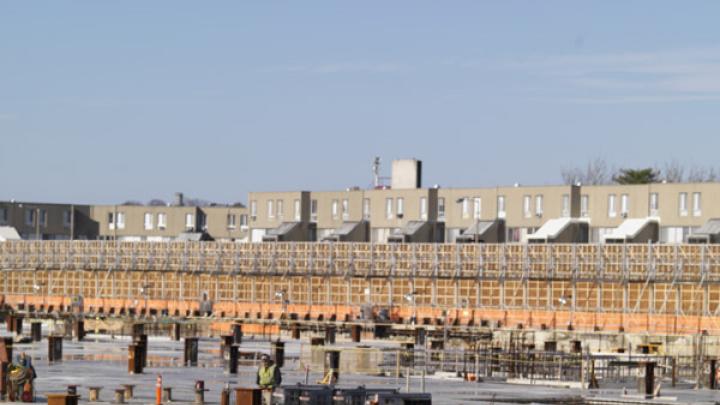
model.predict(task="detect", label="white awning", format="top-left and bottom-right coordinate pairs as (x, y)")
top-left (0, 226), bottom-right (21, 241)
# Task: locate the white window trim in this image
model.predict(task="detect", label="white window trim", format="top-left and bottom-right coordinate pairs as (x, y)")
top-left (144, 212), bottom-right (154, 230)
top-left (497, 196), bottom-right (506, 219)
top-left (363, 198), bottom-right (371, 220)
top-left (342, 199), bottom-right (349, 220)
top-left (116, 212), bottom-right (125, 230)
top-left (267, 200), bottom-right (274, 219)
top-left (294, 199), bottom-right (301, 221)
top-left (437, 197), bottom-right (445, 220)
top-left (679, 192), bottom-right (688, 217)
top-left (535, 195), bottom-right (543, 217)
top-left (608, 195), bottom-right (617, 218)
top-left (473, 197), bottom-right (482, 220)
top-left (276, 200), bottom-right (284, 219)
top-left (620, 194), bottom-right (629, 217)
top-left (523, 195), bottom-right (531, 218)
top-left (157, 213), bottom-right (167, 230)
top-left (693, 192), bottom-right (701, 217)
top-left (385, 198), bottom-right (393, 219)
top-left (649, 193), bottom-right (659, 216)
top-left (396, 198), bottom-right (404, 217)
top-left (561, 194), bottom-right (570, 217)
top-left (461, 198), bottom-right (469, 219)
top-left (332, 199), bottom-right (339, 219)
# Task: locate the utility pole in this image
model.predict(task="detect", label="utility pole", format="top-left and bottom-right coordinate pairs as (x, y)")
top-left (35, 207), bottom-right (40, 240)
top-left (70, 204), bottom-right (75, 240)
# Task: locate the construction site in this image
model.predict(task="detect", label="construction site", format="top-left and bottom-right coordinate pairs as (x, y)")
top-left (0, 240), bottom-right (719, 404)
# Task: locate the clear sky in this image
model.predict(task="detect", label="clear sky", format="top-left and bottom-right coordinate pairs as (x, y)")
top-left (2, 2), bottom-right (720, 205)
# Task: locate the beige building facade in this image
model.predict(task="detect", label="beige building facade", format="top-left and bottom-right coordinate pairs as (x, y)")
top-left (91, 204), bottom-right (248, 242)
top-left (0, 201), bottom-right (97, 240)
top-left (581, 182), bottom-right (720, 242)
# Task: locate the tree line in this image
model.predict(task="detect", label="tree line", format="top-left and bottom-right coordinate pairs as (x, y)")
top-left (561, 159), bottom-right (719, 185)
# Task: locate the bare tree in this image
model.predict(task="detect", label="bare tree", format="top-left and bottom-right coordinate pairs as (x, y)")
top-left (687, 166), bottom-right (719, 183)
top-left (561, 158), bottom-right (610, 185)
top-left (662, 160), bottom-right (685, 183)
top-left (148, 199), bottom-right (167, 206)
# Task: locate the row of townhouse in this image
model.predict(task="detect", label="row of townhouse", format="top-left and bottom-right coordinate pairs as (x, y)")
top-left (247, 183), bottom-right (718, 244)
top-left (247, 160), bottom-right (720, 244)
top-left (2, 160), bottom-right (719, 244)
top-left (0, 200), bottom-right (249, 242)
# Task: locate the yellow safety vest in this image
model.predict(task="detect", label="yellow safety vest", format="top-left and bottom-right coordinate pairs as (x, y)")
top-left (258, 365), bottom-right (276, 387)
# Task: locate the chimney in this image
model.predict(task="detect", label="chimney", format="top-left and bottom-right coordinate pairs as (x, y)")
top-left (175, 192), bottom-right (184, 206)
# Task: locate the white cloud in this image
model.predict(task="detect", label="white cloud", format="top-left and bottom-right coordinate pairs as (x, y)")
top-left (261, 62), bottom-right (405, 74)
top-left (502, 47), bottom-right (720, 103)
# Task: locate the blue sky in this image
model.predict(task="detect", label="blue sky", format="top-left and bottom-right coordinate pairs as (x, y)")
top-left (2, 2), bottom-right (720, 204)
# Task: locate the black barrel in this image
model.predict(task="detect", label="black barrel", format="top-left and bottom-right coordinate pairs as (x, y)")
top-left (272, 340), bottom-right (285, 368)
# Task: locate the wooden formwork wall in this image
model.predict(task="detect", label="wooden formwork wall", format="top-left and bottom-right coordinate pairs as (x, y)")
top-left (2, 241), bottom-right (720, 333)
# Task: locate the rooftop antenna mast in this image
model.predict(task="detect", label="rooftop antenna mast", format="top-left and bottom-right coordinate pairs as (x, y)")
top-left (372, 157), bottom-right (381, 188)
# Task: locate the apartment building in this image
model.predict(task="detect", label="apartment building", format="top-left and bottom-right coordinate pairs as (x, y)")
top-left (0, 201), bottom-right (97, 240)
top-left (438, 185), bottom-right (579, 242)
top-left (247, 191), bottom-right (313, 242)
top-left (582, 183), bottom-right (720, 243)
top-left (91, 204), bottom-right (249, 242)
top-left (202, 206), bottom-right (249, 242)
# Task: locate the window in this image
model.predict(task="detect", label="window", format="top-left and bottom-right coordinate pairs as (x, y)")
top-left (185, 213), bottom-right (194, 230)
top-left (157, 213), bottom-right (167, 229)
top-left (310, 199), bottom-right (318, 222)
top-left (267, 200), bottom-right (274, 219)
top-left (523, 195), bottom-right (531, 218)
top-left (250, 201), bottom-right (257, 219)
top-left (293, 199), bottom-right (301, 221)
top-left (608, 194), bottom-right (616, 218)
top-left (63, 210), bottom-right (72, 227)
top-left (649, 193), bottom-right (659, 216)
top-left (693, 192), bottom-right (701, 216)
top-left (497, 196), bottom-right (506, 218)
top-left (535, 195), bottom-right (543, 217)
top-left (385, 198), bottom-right (393, 219)
top-left (25, 209), bottom-right (35, 226)
top-left (227, 214), bottom-right (236, 229)
top-left (276, 200), bottom-right (284, 219)
top-left (363, 198), bottom-right (371, 220)
top-left (620, 194), bottom-right (629, 217)
top-left (107, 212), bottom-right (114, 229)
top-left (580, 195), bottom-right (589, 217)
top-left (679, 192), bottom-right (688, 216)
top-left (240, 214), bottom-right (248, 227)
top-left (342, 199), bottom-right (349, 220)
top-left (437, 197), bottom-right (445, 220)
top-left (38, 209), bottom-right (47, 227)
top-left (0, 207), bottom-right (7, 224)
top-left (116, 212), bottom-right (125, 229)
top-left (332, 199), bottom-right (339, 219)
top-left (396, 198), bottom-right (404, 217)
top-left (561, 194), bottom-right (570, 217)
top-left (420, 197), bottom-right (428, 220)
top-left (473, 197), bottom-right (482, 220)
top-left (461, 197), bottom-right (470, 219)
top-left (144, 213), bottom-right (154, 230)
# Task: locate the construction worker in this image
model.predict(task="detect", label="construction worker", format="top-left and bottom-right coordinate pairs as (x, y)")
top-left (256, 354), bottom-right (281, 405)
